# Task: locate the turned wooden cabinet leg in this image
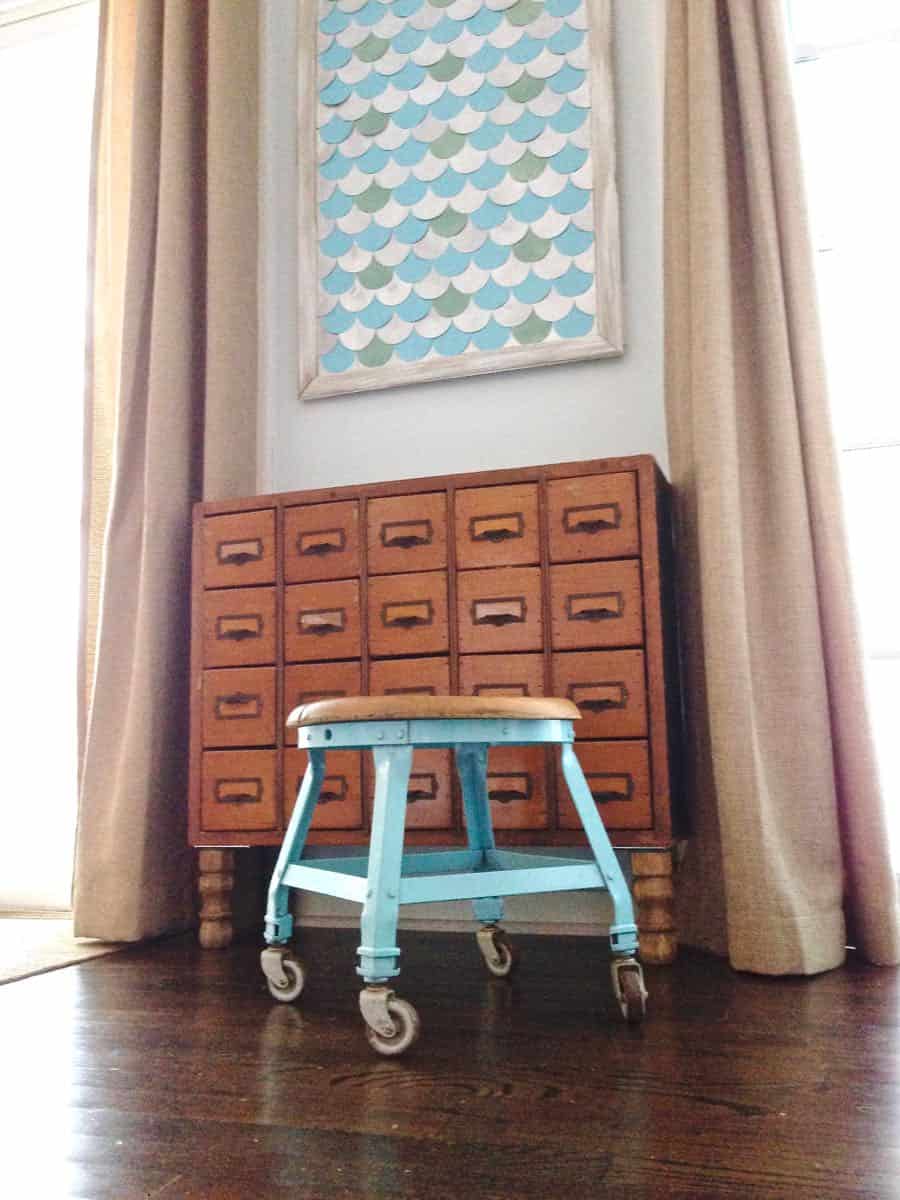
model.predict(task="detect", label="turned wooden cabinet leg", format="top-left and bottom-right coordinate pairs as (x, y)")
top-left (197, 849), bottom-right (236, 949)
top-left (631, 849), bottom-right (677, 965)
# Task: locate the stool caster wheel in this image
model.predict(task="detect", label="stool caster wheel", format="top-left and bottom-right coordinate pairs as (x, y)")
top-left (360, 986), bottom-right (420, 1057)
top-left (476, 925), bottom-right (518, 978)
top-left (611, 957), bottom-right (647, 1023)
top-left (261, 947), bottom-right (306, 1003)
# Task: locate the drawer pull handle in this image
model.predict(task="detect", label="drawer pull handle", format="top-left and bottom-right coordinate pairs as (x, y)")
top-left (216, 615), bottom-right (262, 642)
top-left (407, 773), bottom-right (438, 803)
top-left (217, 538), bottom-right (263, 566)
top-left (382, 600), bottom-right (434, 629)
top-left (472, 597), bottom-right (525, 627)
top-left (487, 772), bottom-right (532, 804)
top-left (385, 686), bottom-right (437, 696)
top-left (470, 512), bottom-right (524, 544)
top-left (298, 528), bottom-right (345, 557)
top-left (215, 778), bottom-right (262, 805)
top-left (474, 683), bottom-right (529, 697)
top-left (564, 503), bottom-right (622, 535)
top-left (570, 682), bottom-right (628, 713)
top-left (214, 692), bottom-right (262, 720)
top-left (299, 608), bottom-right (345, 636)
top-left (566, 591), bottom-right (623, 622)
top-left (587, 772), bottom-right (634, 804)
top-left (381, 519), bottom-right (433, 550)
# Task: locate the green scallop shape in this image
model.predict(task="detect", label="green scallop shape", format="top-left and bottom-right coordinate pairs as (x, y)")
top-left (431, 128), bottom-right (465, 159)
top-left (513, 312), bottom-right (552, 345)
top-left (509, 149), bottom-right (546, 184)
top-left (358, 259), bottom-right (393, 290)
top-left (356, 34), bottom-right (390, 63)
top-left (434, 284), bottom-right (469, 318)
top-left (507, 71), bottom-right (545, 104)
top-left (358, 335), bottom-right (392, 368)
top-left (507, 0), bottom-right (543, 26)
top-left (428, 0), bottom-right (455, 7)
top-left (356, 182), bottom-right (391, 213)
top-left (430, 52), bottom-right (464, 82)
top-left (513, 230), bottom-right (551, 263)
top-left (431, 206), bottom-right (467, 238)
top-left (356, 107), bottom-right (389, 137)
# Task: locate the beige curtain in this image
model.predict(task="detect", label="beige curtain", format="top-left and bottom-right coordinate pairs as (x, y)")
top-left (665, 0), bottom-right (900, 973)
top-left (74, 0), bottom-right (258, 941)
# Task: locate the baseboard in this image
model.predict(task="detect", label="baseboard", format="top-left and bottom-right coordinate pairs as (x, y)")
top-left (0, 907), bottom-right (72, 920)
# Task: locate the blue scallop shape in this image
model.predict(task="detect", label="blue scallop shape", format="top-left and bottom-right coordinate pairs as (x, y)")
top-left (550, 142), bottom-right (589, 176)
top-left (555, 305), bottom-right (594, 340)
top-left (358, 144), bottom-right (391, 174)
top-left (320, 77), bottom-right (351, 107)
top-left (434, 325), bottom-right (470, 357)
top-left (395, 330), bottom-right (431, 363)
top-left (555, 265), bottom-right (594, 298)
top-left (548, 64), bottom-right (587, 95)
top-left (474, 279), bottom-right (509, 311)
top-left (321, 342), bottom-right (355, 373)
top-left (469, 5), bottom-right (503, 35)
top-left (355, 222), bottom-right (391, 252)
top-left (320, 150), bottom-right (351, 181)
top-left (394, 137), bottom-right (429, 167)
top-left (469, 119), bottom-right (505, 151)
top-left (508, 33), bottom-right (543, 65)
top-left (555, 223), bottom-right (594, 257)
top-left (508, 110), bottom-right (546, 143)
top-left (472, 318), bottom-right (510, 352)
top-left (513, 272), bottom-right (552, 305)
top-left (323, 265), bottom-right (353, 296)
top-left (549, 100), bottom-right (589, 134)
top-left (431, 89), bottom-right (467, 122)
top-left (546, 0), bottom-right (581, 16)
top-left (320, 228), bottom-right (353, 259)
top-left (391, 61), bottom-right (427, 92)
top-left (469, 42), bottom-right (504, 74)
top-left (470, 159), bottom-right (506, 191)
top-left (394, 0), bottom-right (426, 15)
top-left (432, 15), bottom-right (463, 44)
top-left (549, 22), bottom-right (585, 55)
top-left (431, 168), bottom-right (466, 199)
top-left (393, 175), bottom-right (429, 207)
top-left (435, 246), bottom-right (469, 277)
top-left (474, 239), bottom-right (510, 271)
top-left (393, 99), bottom-right (428, 130)
top-left (392, 24), bottom-right (427, 54)
top-left (356, 71), bottom-right (389, 100)
top-left (551, 181), bottom-right (591, 215)
top-left (320, 188), bottom-right (353, 220)
top-left (322, 302), bottom-right (356, 337)
top-left (319, 8), bottom-right (350, 36)
top-left (397, 292), bottom-right (431, 323)
top-left (319, 40), bottom-right (351, 72)
top-left (395, 214), bottom-right (429, 245)
top-left (395, 252), bottom-right (431, 284)
top-left (471, 198), bottom-right (507, 231)
top-left (357, 1), bottom-right (388, 28)
top-left (511, 190), bottom-right (550, 223)
top-left (320, 115), bottom-right (353, 145)
top-left (470, 81), bottom-right (505, 113)
top-left (359, 297), bottom-right (393, 330)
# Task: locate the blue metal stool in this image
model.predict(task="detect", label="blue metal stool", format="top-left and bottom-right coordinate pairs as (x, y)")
top-left (261, 696), bottom-right (647, 1055)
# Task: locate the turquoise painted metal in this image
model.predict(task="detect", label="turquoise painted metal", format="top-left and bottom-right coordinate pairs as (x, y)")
top-left (262, 714), bottom-right (647, 1053)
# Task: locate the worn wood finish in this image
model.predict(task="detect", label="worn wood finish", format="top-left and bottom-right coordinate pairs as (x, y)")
top-left (4, 932), bottom-right (898, 1199)
top-left (631, 849), bottom-right (677, 966)
top-left (290, 695), bottom-right (581, 728)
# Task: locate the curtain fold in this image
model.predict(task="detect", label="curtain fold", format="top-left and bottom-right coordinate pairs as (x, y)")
top-left (665, 0), bottom-right (900, 972)
top-left (74, 0), bottom-right (258, 941)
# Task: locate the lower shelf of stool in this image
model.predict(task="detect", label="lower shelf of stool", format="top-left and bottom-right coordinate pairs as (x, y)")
top-left (281, 848), bottom-right (606, 906)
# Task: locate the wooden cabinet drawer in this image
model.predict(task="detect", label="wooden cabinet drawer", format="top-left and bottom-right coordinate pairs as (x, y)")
top-left (203, 510), bottom-right (275, 588)
top-left (284, 579), bottom-right (361, 662)
top-left (368, 492), bottom-right (447, 576)
top-left (547, 472), bottom-right (639, 562)
top-left (552, 650), bottom-right (647, 739)
top-left (369, 656), bottom-right (450, 696)
top-left (203, 587), bottom-right (276, 667)
top-left (201, 750), bottom-right (278, 832)
top-left (368, 571), bottom-right (449, 658)
top-left (284, 748), bottom-right (363, 830)
top-left (558, 741), bottom-right (652, 831)
top-left (459, 653), bottom-right (544, 698)
top-left (202, 667), bottom-right (276, 748)
top-left (484, 745), bottom-right (548, 830)
top-left (284, 500), bottom-right (360, 583)
top-left (454, 483), bottom-right (540, 569)
top-left (457, 566), bottom-right (542, 654)
top-left (550, 561), bottom-right (643, 650)
top-left (283, 661), bottom-right (362, 745)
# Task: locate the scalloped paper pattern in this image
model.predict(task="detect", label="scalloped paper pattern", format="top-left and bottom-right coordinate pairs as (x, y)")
top-left (317, 0), bottom-right (597, 374)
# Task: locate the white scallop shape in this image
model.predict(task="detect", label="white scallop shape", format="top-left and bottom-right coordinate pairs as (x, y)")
top-left (415, 230), bottom-right (452, 261)
top-left (528, 88), bottom-right (566, 118)
top-left (569, 121), bottom-right (592, 151)
top-left (337, 128), bottom-right (369, 161)
top-left (449, 106), bottom-right (483, 135)
top-left (336, 206), bottom-right (371, 235)
top-left (530, 127), bottom-right (568, 159)
top-left (337, 0), bottom-right (368, 12)
top-left (337, 92), bottom-right (370, 122)
top-left (377, 314), bottom-right (414, 346)
top-left (318, 139), bottom-right (335, 166)
top-left (319, 291), bottom-right (338, 318)
top-left (530, 167), bottom-right (567, 198)
top-left (578, 289), bottom-right (597, 315)
top-left (454, 181), bottom-right (486, 215)
top-left (569, 160), bottom-right (594, 191)
top-left (567, 4), bottom-right (590, 31)
top-left (317, 214), bottom-right (335, 241)
top-left (335, 56), bottom-right (370, 87)
top-left (376, 277), bottom-right (414, 307)
top-left (573, 247), bottom-right (596, 274)
top-left (490, 135), bottom-right (528, 167)
top-left (373, 239), bottom-right (410, 268)
top-left (371, 12), bottom-right (407, 40)
top-left (341, 321), bottom-right (377, 352)
top-left (448, 144), bottom-right (488, 175)
top-left (407, 5), bottom-right (442, 31)
top-left (453, 306), bottom-right (492, 333)
top-left (445, 0), bottom-right (482, 19)
top-left (373, 197), bottom-right (408, 230)
top-left (374, 159), bottom-right (408, 190)
top-left (417, 270), bottom-right (449, 301)
top-left (337, 244), bottom-right (372, 274)
top-left (531, 246), bottom-right (570, 281)
top-left (493, 297), bottom-right (532, 328)
top-left (488, 96), bottom-right (524, 127)
top-left (492, 253), bottom-right (531, 287)
top-left (492, 215), bottom-right (528, 246)
top-left (568, 80), bottom-right (592, 109)
top-left (415, 113), bottom-right (449, 144)
top-left (372, 83), bottom-right (408, 115)
top-left (317, 176), bottom-right (338, 203)
top-left (373, 122), bottom-right (410, 151)
top-left (408, 75), bottom-right (445, 107)
top-left (527, 49), bottom-right (567, 80)
top-left (454, 262), bottom-right (490, 294)
top-left (453, 222), bottom-right (489, 253)
top-left (526, 11), bottom-right (564, 39)
top-left (446, 67), bottom-right (483, 98)
top-left (487, 177), bottom-right (528, 206)
top-left (413, 153), bottom-right (446, 182)
top-left (531, 207), bottom-right (571, 240)
top-left (410, 37), bottom-right (445, 67)
top-left (417, 311), bottom-right (452, 338)
top-left (571, 202), bottom-right (595, 232)
top-left (412, 191), bottom-right (447, 221)
top-left (375, 48), bottom-right (408, 78)
top-left (486, 59), bottom-right (525, 90)
top-left (337, 165), bottom-right (371, 197)
top-left (335, 23), bottom-right (371, 50)
top-left (484, 22), bottom-right (521, 49)
top-left (447, 29), bottom-right (481, 59)
top-left (534, 291), bottom-right (578, 323)
top-left (342, 282), bottom-right (375, 313)
top-left (567, 40), bottom-right (590, 72)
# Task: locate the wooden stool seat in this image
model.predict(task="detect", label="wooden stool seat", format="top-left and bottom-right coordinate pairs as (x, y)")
top-left (288, 694), bottom-right (581, 729)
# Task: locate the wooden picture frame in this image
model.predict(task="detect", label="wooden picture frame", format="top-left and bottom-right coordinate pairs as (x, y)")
top-left (300, 0), bottom-right (622, 401)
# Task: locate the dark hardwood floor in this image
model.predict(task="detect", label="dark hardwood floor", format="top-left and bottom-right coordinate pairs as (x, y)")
top-left (2, 927), bottom-right (899, 1199)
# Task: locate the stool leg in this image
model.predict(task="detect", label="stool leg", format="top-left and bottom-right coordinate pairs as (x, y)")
top-left (263, 750), bottom-right (325, 946)
top-left (357, 744), bottom-right (412, 984)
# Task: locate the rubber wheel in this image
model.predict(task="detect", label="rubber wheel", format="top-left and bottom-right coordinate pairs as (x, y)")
top-left (483, 934), bottom-right (518, 979)
top-left (617, 965), bottom-right (647, 1024)
top-left (266, 957), bottom-right (306, 1003)
top-left (365, 997), bottom-right (420, 1057)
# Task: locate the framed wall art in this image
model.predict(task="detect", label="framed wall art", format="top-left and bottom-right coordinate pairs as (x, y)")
top-left (300, 0), bottom-right (621, 400)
